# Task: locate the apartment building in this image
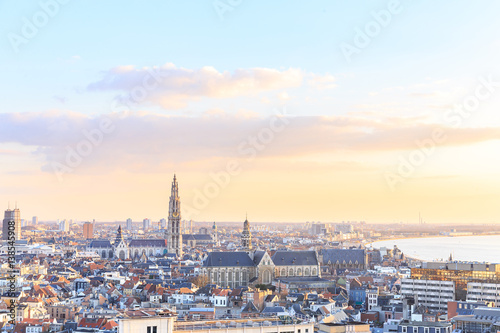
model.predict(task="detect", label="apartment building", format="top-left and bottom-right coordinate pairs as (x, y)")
top-left (401, 279), bottom-right (455, 312)
top-left (466, 282), bottom-right (500, 305)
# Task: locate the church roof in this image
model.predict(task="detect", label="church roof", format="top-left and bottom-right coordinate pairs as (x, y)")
top-left (203, 252), bottom-right (255, 267)
top-left (89, 240), bottom-right (112, 248)
top-left (321, 249), bottom-right (365, 265)
top-left (272, 250), bottom-right (318, 266)
top-left (129, 239), bottom-right (168, 247)
top-left (252, 250), bottom-right (267, 265)
top-left (182, 234), bottom-right (212, 241)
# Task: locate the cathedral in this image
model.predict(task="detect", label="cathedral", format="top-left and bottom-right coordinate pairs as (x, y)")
top-left (202, 218), bottom-right (321, 288)
top-left (88, 174), bottom-right (183, 260)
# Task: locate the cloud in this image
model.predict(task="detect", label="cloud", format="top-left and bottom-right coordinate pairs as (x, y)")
top-left (87, 63), bottom-right (308, 109)
top-left (307, 73), bottom-right (337, 90)
top-left (1, 111), bottom-right (499, 174)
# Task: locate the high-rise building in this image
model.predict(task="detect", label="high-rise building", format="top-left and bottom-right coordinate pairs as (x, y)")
top-left (3, 207), bottom-right (21, 241)
top-left (160, 218), bottom-right (166, 229)
top-left (126, 218), bottom-right (133, 230)
top-left (83, 222), bottom-right (94, 239)
top-left (143, 218), bottom-right (151, 230)
top-left (32, 216), bottom-right (38, 226)
top-left (59, 219), bottom-right (69, 232)
top-left (166, 174), bottom-right (182, 257)
top-left (241, 216), bottom-right (252, 250)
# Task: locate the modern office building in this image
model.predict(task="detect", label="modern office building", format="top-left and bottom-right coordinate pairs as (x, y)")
top-left (126, 218), bottom-right (133, 230)
top-left (2, 207), bottom-right (21, 241)
top-left (32, 216), bottom-right (38, 226)
top-left (59, 219), bottom-right (69, 232)
top-left (83, 222), bottom-right (94, 239)
top-left (143, 218), bottom-right (151, 230)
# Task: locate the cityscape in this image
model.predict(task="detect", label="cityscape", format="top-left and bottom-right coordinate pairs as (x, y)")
top-left (2, 2), bottom-right (500, 333)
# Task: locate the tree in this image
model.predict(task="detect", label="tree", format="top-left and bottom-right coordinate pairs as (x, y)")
top-left (190, 274), bottom-right (210, 288)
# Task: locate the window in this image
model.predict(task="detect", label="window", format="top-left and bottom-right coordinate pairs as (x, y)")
top-left (424, 327), bottom-right (429, 333)
top-left (153, 327), bottom-right (157, 333)
top-left (147, 327), bottom-right (151, 333)
top-left (402, 327), bottom-right (407, 333)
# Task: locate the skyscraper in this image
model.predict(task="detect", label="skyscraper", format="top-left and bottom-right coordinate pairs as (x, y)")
top-left (166, 174), bottom-right (183, 257)
top-left (3, 207), bottom-right (21, 241)
top-left (59, 219), bottom-right (69, 232)
top-left (126, 218), bottom-right (133, 230)
top-left (83, 222), bottom-right (94, 239)
top-left (143, 218), bottom-right (151, 230)
top-left (32, 216), bottom-right (38, 226)
top-left (241, 216), bottom-right (252, 250)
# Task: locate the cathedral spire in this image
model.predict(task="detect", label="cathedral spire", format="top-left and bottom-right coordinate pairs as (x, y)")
top-left (167, 174), bottom-right (183, 257)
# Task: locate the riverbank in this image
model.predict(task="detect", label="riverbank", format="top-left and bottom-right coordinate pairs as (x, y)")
top-left (367, 234), bottom-right (500, 263)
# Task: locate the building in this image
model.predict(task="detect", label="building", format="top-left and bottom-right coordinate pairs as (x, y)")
top-left (202, 249), bottom-right (321, 288)
top-left (241, 217), bottom-right (252, 250)
top-left (466, 282), bottom-right (500, 305)
top-left (310, 222), bottom-right (326, 235)
top-left (160, 218), bottom-right (166, 228)
top-left (397, 320), bottom-right (452, 333)
top-left (321, 248), bottom-right (367, 271)
top-left (59, 219), bottom-right (69, 232)
top-left (447, 301), bottom-right (490, 319)
top-left (401, 278), bottom-right (455, 312)
top-left (319, 322), bottom-right (370, 333)
top-left (410, 264), bottom-right (500, 300)
top-left (119, 314), bottom-right (312, 333)
top-left (119, 315), bottom-right (175, 333)
top-left (32, 216), bottom-right (38, 226)
top-left (143, 218), bottom-right (151, 230)
top-left (83, 222), bottom-right (94, 239)
top-left (273, 250), bottom-right (321, 278)
top-left (202, 251), bottom-right (262, 288)
top-left (451, 307), bottom-right (500, 333)
top-left (182, 234), bottom-right (213, 248)
top-left (166, 174), bottom-right (182, 257)
top-left (88, 226), bottom-right (169, 260)
top-left (126, 218), bottom-right (133, 230)
top-left (114, 225), bottom-right (129, 260)
top-left (3, 207), bottom-right (21, 241)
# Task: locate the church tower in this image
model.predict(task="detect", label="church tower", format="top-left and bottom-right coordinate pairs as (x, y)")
top-left (241, 216), bottom-right (252, 250)
top-left (212, 221), bottom-right (218, 244)
top-left (114, 225), bottom-right (129, 260)
top-left (166, 174), bottom-right (183, 257)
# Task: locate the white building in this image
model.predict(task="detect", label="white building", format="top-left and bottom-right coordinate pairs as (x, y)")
top-left (126, 218), bottom-right (133, 230)
top-left (401, 278), bottom-right (455, 312)
top-left (119, 316), bottom-right (175, 333)
top-left (59, 219), bottom-right (69, 232)
top-left (467, 282), bottom-right (500, 305)
top-left (367, 287), bottom-right (379, 310)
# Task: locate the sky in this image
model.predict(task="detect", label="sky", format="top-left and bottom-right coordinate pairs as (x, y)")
top-left (1, 0), bottom-right (500, 224)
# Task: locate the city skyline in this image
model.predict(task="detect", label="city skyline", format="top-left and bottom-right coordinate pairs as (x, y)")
top-left (2, 1), bottom-right (500, 223)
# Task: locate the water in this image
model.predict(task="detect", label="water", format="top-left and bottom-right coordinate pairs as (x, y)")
top-left (370, 235), bottom-right (500, 263)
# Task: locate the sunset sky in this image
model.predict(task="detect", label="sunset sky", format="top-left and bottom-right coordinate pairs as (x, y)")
top-left (1, 1), bottom-right (500, 224)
